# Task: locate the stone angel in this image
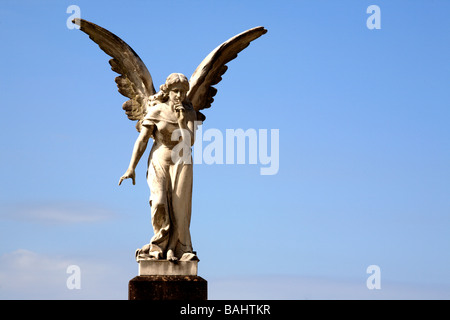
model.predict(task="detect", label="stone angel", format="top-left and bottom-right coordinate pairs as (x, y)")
top-left (73, 18), bottom-right (267, 262)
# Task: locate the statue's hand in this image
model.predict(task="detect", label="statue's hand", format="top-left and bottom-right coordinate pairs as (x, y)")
top-left (175, 104), bottom-right (186, 123)
top-left (118, 168), bottom-right (136, 186)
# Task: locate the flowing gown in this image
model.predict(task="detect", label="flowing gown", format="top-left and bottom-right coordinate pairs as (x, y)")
top-left (141, 102), bottom-right (198, 260)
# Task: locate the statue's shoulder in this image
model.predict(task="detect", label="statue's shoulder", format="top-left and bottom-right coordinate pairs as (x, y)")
top-left (144, 103), bottom-right (178, 124)
top-left (144, 103), bottom-right (164, 119)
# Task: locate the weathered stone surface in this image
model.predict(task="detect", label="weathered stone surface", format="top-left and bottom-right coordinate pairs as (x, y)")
top-left (128, 276), bottom-right (207, 300)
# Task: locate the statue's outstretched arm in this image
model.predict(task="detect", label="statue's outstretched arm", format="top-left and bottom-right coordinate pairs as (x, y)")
top-left (118, 125), bottom-right (153, 186)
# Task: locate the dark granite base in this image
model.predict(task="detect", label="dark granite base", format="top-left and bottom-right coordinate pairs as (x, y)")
top-left (128, 275), bottom-right (207, 300)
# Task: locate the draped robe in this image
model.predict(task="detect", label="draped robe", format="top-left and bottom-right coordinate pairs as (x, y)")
top-left (141, 102), bottom-right (198, 260)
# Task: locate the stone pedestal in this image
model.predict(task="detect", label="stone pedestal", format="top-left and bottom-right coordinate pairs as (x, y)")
top-left (138, 259), bottom-right (198, 276)
top-left (128, 258), bottom-right (207, 300)
top-left (128, 275), bottom-right (207, 300)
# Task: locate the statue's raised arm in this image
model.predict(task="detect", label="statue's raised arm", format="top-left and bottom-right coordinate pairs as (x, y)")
top-left (73, 18), bottom-right (156, 132)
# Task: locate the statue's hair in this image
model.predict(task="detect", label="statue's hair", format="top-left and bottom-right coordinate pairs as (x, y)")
top-left (150, 73), bottom-right (190, 107)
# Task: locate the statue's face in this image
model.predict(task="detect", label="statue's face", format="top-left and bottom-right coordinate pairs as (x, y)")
top-left (168, 83), bottom-right (187, 105)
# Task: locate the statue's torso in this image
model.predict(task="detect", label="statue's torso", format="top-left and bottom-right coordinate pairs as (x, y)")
top-left (143, 102), bottom-right (196, 164)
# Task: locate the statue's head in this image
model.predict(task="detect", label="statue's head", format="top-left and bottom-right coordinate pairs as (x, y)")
top-left (164, 73), bottom-right (189, 106)
top-left (151, 73), bottom-right (190, 106)
top-left (163, 73), bottom-right (189, 93)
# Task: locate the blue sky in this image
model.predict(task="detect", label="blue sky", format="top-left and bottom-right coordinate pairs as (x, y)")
top-left (0, 0), bottom-right (449, 299)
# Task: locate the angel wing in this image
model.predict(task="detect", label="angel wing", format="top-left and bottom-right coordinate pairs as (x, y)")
top-left (188, 26), bottom-right (267, 120)
top-left (73, 18), bottom-right (156, 132)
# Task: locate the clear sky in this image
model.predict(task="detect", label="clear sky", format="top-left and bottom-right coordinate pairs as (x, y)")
top-left (0, 0), bottom-right (449, 299)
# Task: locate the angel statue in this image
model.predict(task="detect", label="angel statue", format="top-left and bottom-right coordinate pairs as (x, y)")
top-left (73, 18), bottom-right (267, 262)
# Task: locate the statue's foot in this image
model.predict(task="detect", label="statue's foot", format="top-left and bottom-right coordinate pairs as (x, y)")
top-left (166, 249), bottom-right (178, 262)
top-left (149, 251), bottom-right (161, 260)
top-left (135, 243), bottom-right (156, 261)
top-left (180, 252), bottom-right (199, 261)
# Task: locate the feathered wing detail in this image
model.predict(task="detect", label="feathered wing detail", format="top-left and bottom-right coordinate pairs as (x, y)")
top-left (187, 26), bottom-right (267, 121)
top-left (73, 18), bottom-right (156, 131)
